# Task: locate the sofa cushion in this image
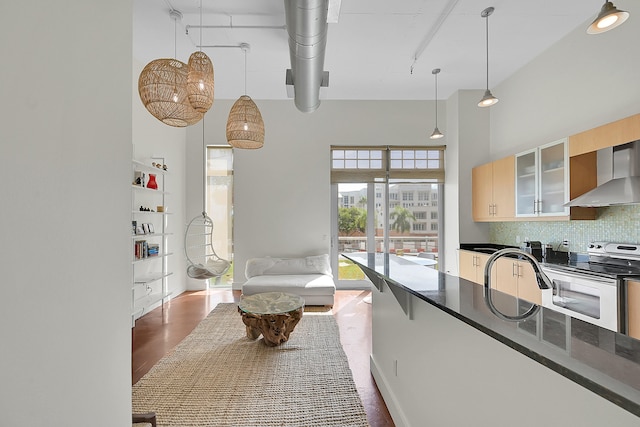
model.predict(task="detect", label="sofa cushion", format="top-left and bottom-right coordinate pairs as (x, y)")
top-left (245, 254), bottom-right (332, 279)
top-left (242, 274), bottom-right (336, 296)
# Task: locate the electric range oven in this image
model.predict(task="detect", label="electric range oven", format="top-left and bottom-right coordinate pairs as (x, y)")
top-left (541, 242), bottom-right (640, 333)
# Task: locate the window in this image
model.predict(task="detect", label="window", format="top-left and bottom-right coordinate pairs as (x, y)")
top-left (205, 146), bottom-right (233, 285)
top-left (331, 145), bottom-right (446, 283)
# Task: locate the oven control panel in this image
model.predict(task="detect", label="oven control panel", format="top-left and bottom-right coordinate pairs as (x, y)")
top-left (588, 241), bottom-right (640, 259)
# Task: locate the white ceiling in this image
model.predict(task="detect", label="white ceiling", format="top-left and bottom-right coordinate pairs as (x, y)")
top-left (133, 0), bottom-right (612, 102)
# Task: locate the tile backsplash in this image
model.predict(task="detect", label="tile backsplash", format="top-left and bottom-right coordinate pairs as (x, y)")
top-left (489, 205), bottom-right (640, 253)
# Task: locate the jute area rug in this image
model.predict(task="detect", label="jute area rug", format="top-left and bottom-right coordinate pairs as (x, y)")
top-left (132, 303), bottom-right (370, 427)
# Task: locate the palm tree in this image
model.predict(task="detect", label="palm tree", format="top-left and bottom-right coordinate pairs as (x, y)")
top-left (390, 206), bottom-right (415, 234)
top-left (357, 196), bottom-right (367, 209)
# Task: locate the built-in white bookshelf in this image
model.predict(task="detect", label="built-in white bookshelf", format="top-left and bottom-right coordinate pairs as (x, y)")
top-left (131, 158), bottom-right (172, 326)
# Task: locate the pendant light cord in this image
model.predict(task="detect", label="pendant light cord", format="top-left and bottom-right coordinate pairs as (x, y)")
top-left (485, 12), bottom-right (489, 90)
top-left (434, 72), bottom-right (438, 123)
top-left (202, 114), bottom-right (207, 216)
top-left (199, 0), bottom-right (203, 52)
top-left (244, 48), bottom-right (247, 95)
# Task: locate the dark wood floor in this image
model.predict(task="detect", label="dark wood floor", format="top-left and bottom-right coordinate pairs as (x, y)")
top-left (132, 289), bottom-right (395, 427)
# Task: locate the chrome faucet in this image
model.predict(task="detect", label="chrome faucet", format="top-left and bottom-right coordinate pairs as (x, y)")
top-left (483, 248), bottom-right (554, 322)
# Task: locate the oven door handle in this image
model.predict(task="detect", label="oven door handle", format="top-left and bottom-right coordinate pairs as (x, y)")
top-left (541, 267), bottom-right (619, 285)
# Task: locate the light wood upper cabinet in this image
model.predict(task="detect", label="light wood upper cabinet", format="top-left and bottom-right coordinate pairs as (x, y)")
top-left (472, 162), bottom-right (493, 221)
top-left (569, 113), bottom-right (640, 157)
top-left (492, 156), bottom-right (516, 220)
top-left (472, 156), bottom-right (515, 222)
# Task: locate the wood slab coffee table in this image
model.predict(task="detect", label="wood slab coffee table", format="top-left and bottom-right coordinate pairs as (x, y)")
top-left (238, 292), bottom-right (305, 346)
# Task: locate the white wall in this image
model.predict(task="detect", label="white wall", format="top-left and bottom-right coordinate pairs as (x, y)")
top-left (490, 11), bottom-right (640, 158)
top-left (132, 59), bottom-right (188, 299)
top-left (444, 90), bottom-right (491, 275)
top-left (189, 100), bottom-right (446, 287)
top-left (0, 2), bottom-right (133, 426)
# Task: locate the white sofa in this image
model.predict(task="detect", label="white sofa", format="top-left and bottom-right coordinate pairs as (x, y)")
top-left (241, 254), bottom-right (336, 306)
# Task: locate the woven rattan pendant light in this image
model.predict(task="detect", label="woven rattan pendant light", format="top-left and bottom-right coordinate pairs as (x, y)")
top-left (226, 44), bottom-right (264, 149)
top-left (138, 9), bottom-right (203, 127)
top-left (187, 51), bottom-right (214, 113)
top-left (139, 58), bottom-right (203, 127)
top-left (186, 1), bottom-right (214, 113)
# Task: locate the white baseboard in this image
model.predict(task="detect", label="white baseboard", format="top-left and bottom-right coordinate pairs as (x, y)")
top-left (370, 354), bottom-right (410, 427)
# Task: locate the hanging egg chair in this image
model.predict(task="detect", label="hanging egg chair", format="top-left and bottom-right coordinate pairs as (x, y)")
top-left (184, 212), bottom-right (230, 279)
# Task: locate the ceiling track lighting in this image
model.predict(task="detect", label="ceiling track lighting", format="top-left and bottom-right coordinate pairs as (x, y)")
top-left (478, 6), bottom-right (498, 108)
top-left (226, 44), bottom-right (265, 149)
top-left (587, 1), bottom-right (630, 34)
top-left (430, 68), bottom-right (444, 140)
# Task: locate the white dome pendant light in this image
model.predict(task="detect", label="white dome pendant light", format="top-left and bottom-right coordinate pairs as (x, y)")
top-left (478, 7), bottom-right (498, 108)
top-left (587, 1), bottom-right (629, 34)
top-left (430, 68), bottom-right (444, 140)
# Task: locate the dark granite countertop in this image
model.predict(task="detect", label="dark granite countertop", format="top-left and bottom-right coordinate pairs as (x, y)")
top-left (343, 252), bottom-right (640, 418)
top-left (459, 242), bottom-right (519, 254)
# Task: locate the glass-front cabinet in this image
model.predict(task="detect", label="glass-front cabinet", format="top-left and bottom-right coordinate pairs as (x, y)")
top-left (516, 139), bottom-right (568, 217)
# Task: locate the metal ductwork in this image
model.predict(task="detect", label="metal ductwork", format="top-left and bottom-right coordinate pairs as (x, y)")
top-left (284, 0), bottom-right (330, 113)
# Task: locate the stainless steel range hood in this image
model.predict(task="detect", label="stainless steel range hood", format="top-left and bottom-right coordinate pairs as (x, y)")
top-left (566, 140), bottom-right (640, 207)
top-left (284, 0), bottom-right (330, 113)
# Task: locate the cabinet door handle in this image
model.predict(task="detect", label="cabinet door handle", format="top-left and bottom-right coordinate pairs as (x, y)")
top-left (512, 262), bottom-right (518, 277)
top-left (533, 199), bottom-right (542, 214)
top-left (517, 264), bottom-right (523, 277)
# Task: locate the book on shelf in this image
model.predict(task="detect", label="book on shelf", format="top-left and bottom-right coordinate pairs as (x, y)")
top-left (148, 244), bottom-right (160, 256)
top-left (134, 240), bottom-right (149, 259)
top-left (134, 240), bottom-right (161, 259)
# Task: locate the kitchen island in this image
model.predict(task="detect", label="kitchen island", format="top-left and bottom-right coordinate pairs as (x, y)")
top-left (344, 252), bottom-right (640, 427)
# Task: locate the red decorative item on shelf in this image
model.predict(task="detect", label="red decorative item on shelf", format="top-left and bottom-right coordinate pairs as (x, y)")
top-left (147, 174), bottom-right (158, 190)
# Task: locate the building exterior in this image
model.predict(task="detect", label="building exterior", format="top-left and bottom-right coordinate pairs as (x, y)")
top-left (338, 183), bottom-right (439, 253)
